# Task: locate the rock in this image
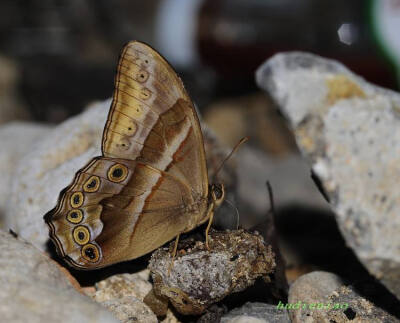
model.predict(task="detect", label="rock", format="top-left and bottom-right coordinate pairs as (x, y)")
top-left (0, 122), bottom-right (51, 226)
top-left (93, 271), bottom-right (181, 322)
top-left (197, 304), bottom-right (227, 323)
top-left (148, 229), bottom-right (275, 315)
top-left (4, 99), bottom-right (234, 251)
top-left (101, 296), bottom-right (157, 323)
top-left (221, 302), bottom-right (290, 323)
top-left (94, 270), bottom-right (152, 302)
top-left (288, 271), bottom-right (400, 322)
top-left (256, 52), bottom-right (400, 299)
top-left (161, 310), bottom-right (181, 323)
top-left (236, 146), bottom-right (329, 217)
top-left (0, 230), bottom-right (118, 323)
top-left (222, 317), bottom-right (268, 323)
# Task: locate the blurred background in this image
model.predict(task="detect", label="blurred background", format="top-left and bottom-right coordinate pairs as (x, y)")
top-left (0, 0), bottom-right (399, 126)
top-left (2, 0), bottom-right (400, 288)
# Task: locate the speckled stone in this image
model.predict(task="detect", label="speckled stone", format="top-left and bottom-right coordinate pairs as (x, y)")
top-left (0, 230), bottom-right (118, 323)
top-left (101, 296), bottom-right (157, 323)
top-left (94, 271), bottom-right (152, 302)
top-left (221, 302), bottom-right (290, 323)
top-left (257, 52), bottom-right (400, 300)
top-left (288, 271), bottom-right (400, 322)
top-left (148, 230), bottom-right (276, 315)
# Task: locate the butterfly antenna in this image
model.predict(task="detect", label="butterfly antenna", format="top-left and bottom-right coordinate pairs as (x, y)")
top-left (224, 199), bottom-right (240, 230)
top-left (214, 137), bottom-right (249, 181)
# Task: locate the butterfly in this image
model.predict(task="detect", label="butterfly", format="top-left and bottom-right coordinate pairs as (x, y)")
top-left (44, 41), bottom-right (226, 269)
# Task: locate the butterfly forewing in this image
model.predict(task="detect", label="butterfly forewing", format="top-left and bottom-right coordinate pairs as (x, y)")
top-left (45, 41), bottom-right (210, 269)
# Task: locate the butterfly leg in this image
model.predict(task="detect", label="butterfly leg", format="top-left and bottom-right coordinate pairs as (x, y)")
top-left (167, 233), bottom-right (180, 275)
top-left (205, 206), bottom-right (215, 250)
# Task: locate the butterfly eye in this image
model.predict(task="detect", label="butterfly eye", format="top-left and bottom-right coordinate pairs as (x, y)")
top-left (66, 209), bottom-right (83, 224)
top-left (70, 192), bottom-right (84, 208)
top-left (83, 176), bottom-right (100, 192)
top-left (73, 226), bottom-right (90, 245)
top-left (81, 243), bottom-right (100, 262)
top-left (108, 163), bottom-right (128, 183)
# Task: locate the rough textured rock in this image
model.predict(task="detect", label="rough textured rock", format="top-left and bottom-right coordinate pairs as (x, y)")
top-left (257, 52), bottom-right (400, 299)
top-left (101, 296), bottom-right (157, 323)
top-left (93, 271), bottom-right (166, 323)
top-left (288, 271), bottom-right (400, 322)
top-left (0, 230), bottom-right (118, 323)
top-left (148, 230), bottom-right (275, 315)
top-left (94, 270), bottom-right (152, 302)
top-left (0, 122), bottom-right (51, 225)
top-left (221, 302), bottom-right (290, 323)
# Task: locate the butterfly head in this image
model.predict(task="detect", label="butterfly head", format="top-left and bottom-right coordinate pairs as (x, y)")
top-left (210, 183), bottom-right (225, 208)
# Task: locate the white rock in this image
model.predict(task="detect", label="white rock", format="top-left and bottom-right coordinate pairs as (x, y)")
top-left (0, 230), bottom-right (118, 323)
top-left (101, 296), bottom-right (157, 323)
top-left (256, 52), bottom-right (400, 300)
top-left (221, 302), bottom-right (290, 323)
top-left (94, 271), bottom-right (152, 302)
top-left (0, 122), bottom-right (51, 225)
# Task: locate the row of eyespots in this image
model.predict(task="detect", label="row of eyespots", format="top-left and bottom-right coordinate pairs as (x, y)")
top-left (72, 225), bottom-right (100, 262)
top-left (66, 164), bottom-right (127, 263)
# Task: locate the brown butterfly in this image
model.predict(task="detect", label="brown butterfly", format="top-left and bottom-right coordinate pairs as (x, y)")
top-left (44, 41), bottom-right (226, 269)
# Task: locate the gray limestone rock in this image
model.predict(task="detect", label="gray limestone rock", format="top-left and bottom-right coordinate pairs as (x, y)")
top-left (148, 230), bottom-right (275, 316)
top-left (221, 302), bottom-right (290, 323)
top-left (256, 52), bottom-right (400, 300)
top-left (0, 122), bottom-right (51, 226)
top-left (0, 230), bottom-right (118, 323)
top-left (94, 270), bottom-right (152, 303)
top-left (288, 271), bottom-right (399, 322)
top-left (101, 297), bottom-right (157, 323)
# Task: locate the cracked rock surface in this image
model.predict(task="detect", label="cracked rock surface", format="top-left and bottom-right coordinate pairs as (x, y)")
top-left (288, 271), bottom-right (400, 322)
top-left (257, 52), bottom-right (400, 300)
top-left (148, 230), bottom-right (276, 315)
